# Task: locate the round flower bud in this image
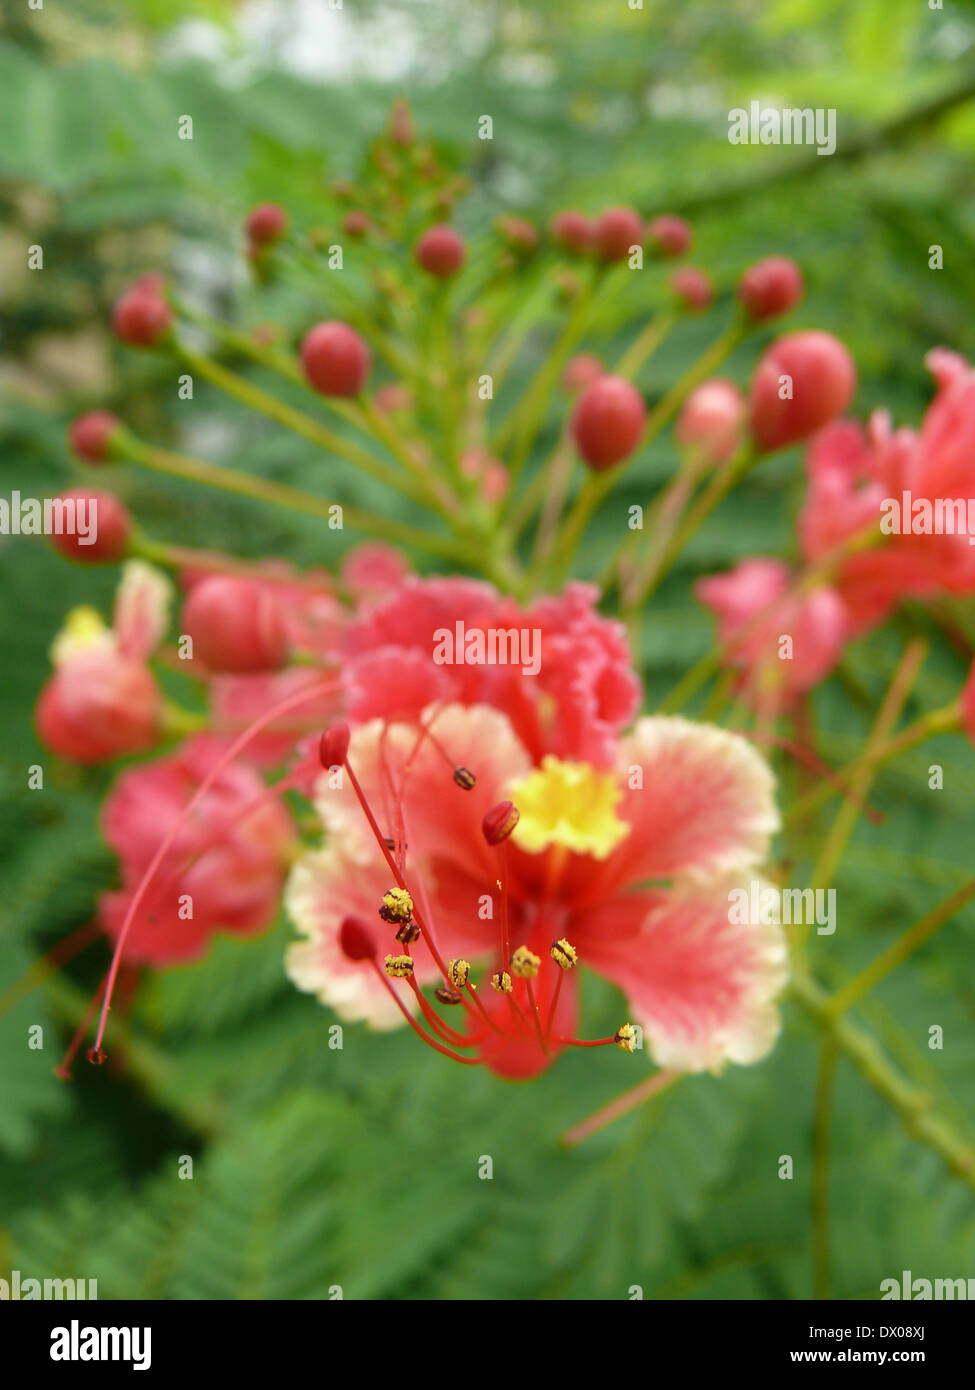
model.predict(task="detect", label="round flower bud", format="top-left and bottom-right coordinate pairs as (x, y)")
top-left (245, 203), bottom-right (289, 246)
top-left (670, 266), bottom-right (714, 311)
top-left (48, 488), bottom-right (132, 563)
top-left (69, 410), bottom-right (120, 464)
top-left (570, 375), bottom-right (647, 470)
top-left (181, 576), bottom-right (289, 674)
top-left (319, 722), bottom-right (351, 769)
top-left (550, 209), bottom-right (594, 255)
top-left (300, 321), bottom-right (371, 397)
top-left (593, 206), bottom-right (644, 263)
top-left (675, 379), bottom-right (746, 465)
top-left (648, 214), bottom-right (692, 258)
top-left (112, 282), bottom-right (172, 348)
top-left (562, 353), bottom-right (605, 395)
top-left (749, 331), bottom-right (856, 453)
top-left (414, 224), bottom-right (467, 277)
top-left (737, 256), bottom-right (804, 321)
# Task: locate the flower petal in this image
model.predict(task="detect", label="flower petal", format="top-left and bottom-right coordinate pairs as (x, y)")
top-left (601, 717), bottom-right (779, 891)
top-left (577, 876), bottom-right (788, 1072)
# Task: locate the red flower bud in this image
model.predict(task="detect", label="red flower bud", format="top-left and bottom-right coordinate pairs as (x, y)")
top-left (497, 215), bottom-right (539, 252)
top-left (339, 915), bottom-right (378, 961)
top-left (112, 282), bottom-right (172, 347)
top-left (593, 206), bottom-right (644, 263)
top-left (669, 266), bottom-right (714, 311)
top-left (737, 257), bottom-right (804, 321)
top-left (319, 722), bottom-right (351, 769)
top-left (414, 224), bottom-right (467, 277)
top-left (550, 209), bottom-right (594, 256)
top-left (245, 203), bottom-right (289, 246)
top-left (341, 210), bottom-right (371, 239)
top-left (48, 488), bottom-right (132, 563)
top-left (676, 379), bottom-right (745, 465)
top-left (562, 354), bottom-right (605, 395)
top-left (482, 800), bottom-right (520, 846)
top-left (300, 321), bottom-right (371, 397)
top-left (181, 576), bottom-right (289, 674)
top-left (68, 410), bottom-right (120, 464)
top-left (570, 375), bottom-right (647, 470)
top-left (749, 331), bottom-right (856, 453)
top-left (648, 214), bottom-right (692, 258)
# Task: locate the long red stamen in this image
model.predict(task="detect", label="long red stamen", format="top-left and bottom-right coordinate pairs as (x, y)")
top-left (544, 970), bottom-right (565, 1045)
top-left (369, 961), bottom-right (480, 1064)
top-left (405, 975), bottom-right (474, 1046)
top-left (525, 977), bottom-right (549, 1055)
top-left (56, 969), bottom-right (109, 1080)
top-left (87, 678), bottom-right (340, 1061)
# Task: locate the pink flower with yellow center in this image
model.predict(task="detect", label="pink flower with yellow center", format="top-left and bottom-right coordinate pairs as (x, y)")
top-left (285, 704), bottom-right (787, 1079)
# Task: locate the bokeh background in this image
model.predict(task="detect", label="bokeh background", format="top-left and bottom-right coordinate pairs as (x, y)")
top-left (2, 0), bottom-right (975, 1300)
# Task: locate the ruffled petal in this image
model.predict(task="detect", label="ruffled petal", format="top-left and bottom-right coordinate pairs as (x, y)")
top-left (596, 717), bottom-right (779, 893)
top-left (577, 876), bottom-right (788, 1072)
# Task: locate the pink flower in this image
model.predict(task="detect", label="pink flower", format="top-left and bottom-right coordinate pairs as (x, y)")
top-left (696, 558), bottom-right (848, 713)
top-left (35, 562), bottom-right (171, 763)
top-left (342, 577), bottom-right (640, 767)
top-left (675, 379), bottom-right (745, 464)
top-left (286, 705), bottom-right (786, 1077)
top-left (99, 735), bottom-right (295, 965)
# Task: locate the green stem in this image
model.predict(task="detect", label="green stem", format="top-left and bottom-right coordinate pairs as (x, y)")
top-left (804, 639), bottom-right (927, 914)
top-left (118, 434), bottom-right (470, 563)
top-left (811, 1038), bottom-right (838, 1300)
top-left (828, 877), bottom-right (975, 1017)
top-left (785, 700), bottom-right (961, 827)
top-left (172, 342), bottom-right (429, 507)
top-left (790, 970), bottom-right (975, 1191)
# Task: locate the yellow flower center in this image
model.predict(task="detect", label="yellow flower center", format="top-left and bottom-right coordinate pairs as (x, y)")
top-left (49, 606), bottom-right (115, 666)
top-left (508, 756), bottom-right (629, 860)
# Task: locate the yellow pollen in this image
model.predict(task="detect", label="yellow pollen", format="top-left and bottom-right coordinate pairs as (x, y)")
top-left (510, 945), bottom-right (540, 979)
top-left (615, 1023), bottom-right (638, 1053)
top-left (384, 954), bottom-right (414, 979)
top-left (508, 756), bottom-right (628, 860)
top-left (447, 959), bottom-right (470, 989)
top-left (49, 606), bottom-right (115, 666)
top-left (551, 938), bottom-right (578, 971)
top-left (490, 971), bottom-right (513, 994)
top-left (380, 887), bottom-right (414, 923)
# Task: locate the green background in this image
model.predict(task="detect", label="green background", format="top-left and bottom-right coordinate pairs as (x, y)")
top-left (1, 0), bottom-right (975, 1300)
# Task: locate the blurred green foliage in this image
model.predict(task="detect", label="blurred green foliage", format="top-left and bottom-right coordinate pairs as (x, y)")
top-left (2, 0), bottom-right (975, 1301)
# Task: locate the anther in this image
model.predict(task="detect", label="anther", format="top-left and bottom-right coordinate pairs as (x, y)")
top-left (384, 954), bottom-right (414, 979)
top-left (435, 987), bottom-right (464, 1006)
top-left (490, 970), bottom-right (513, 994)
top-left (447, 958), bottom-right (470, 988)
top-left (551, 938), bottom-right (578, 970)
top-left (395, 920), bottom-right (421, 945)
top-left (510, 945), bottom-right (540, 979)
top-left (86, 1046), bottom-right (107, 1066)
top-left (379, 886), bottom-right (414, 924)
top-left (615, 1023), bottom-right (638, 1053)
top-left (453, 766), bottom-right (476, 791)
top-left (318, 722), bottom-right (351, 769)
top-left (482, 799), bottom-right (520, 846)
